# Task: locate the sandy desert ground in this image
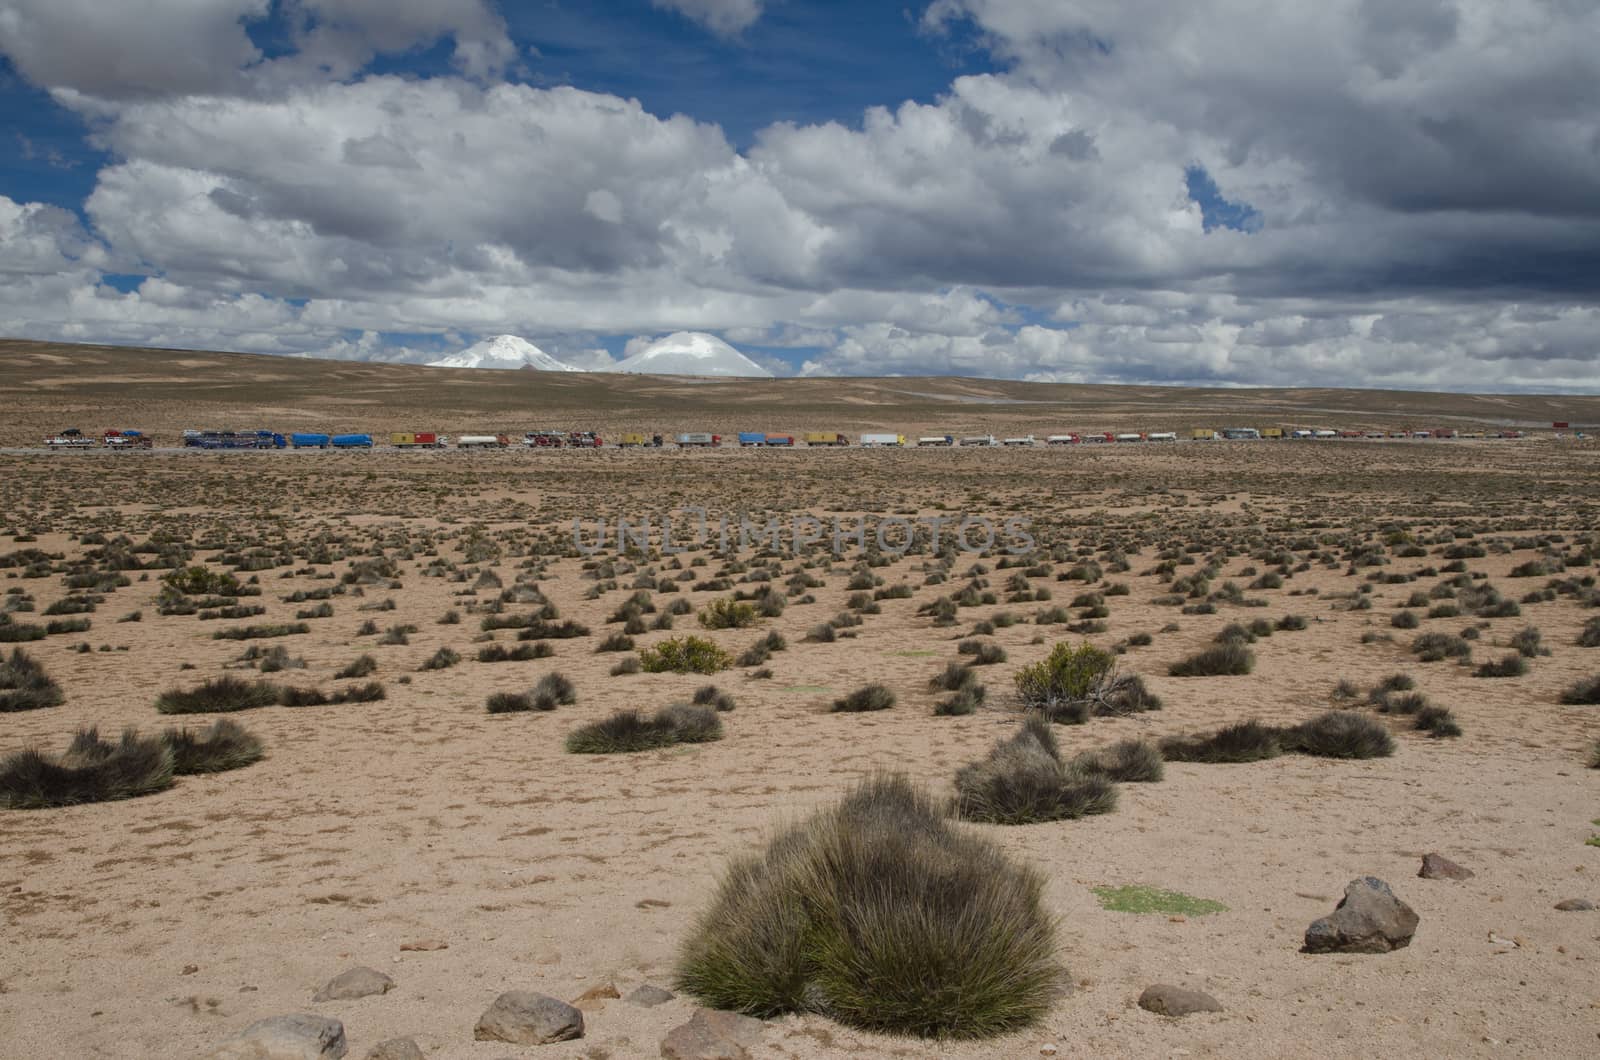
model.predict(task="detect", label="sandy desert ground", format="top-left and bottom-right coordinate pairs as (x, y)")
top-left (2, 395), bottom-right (1600, 1059)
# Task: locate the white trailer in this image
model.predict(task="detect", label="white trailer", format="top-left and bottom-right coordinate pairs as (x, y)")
top-left (960, 434), bottom-right (998, 447)
top-left (457, 434), bottom-right (508, 449)
top-left (677, 432), bottom-right (718, 447)
top-left (917, 435), bottom-right (954, 447)
top-left (1147, 432), bottom-right (1177, 442)
top-left (1046, 434), bottom-right (1079, 445)
top-left (1002, 435), bottom-right (1035, 446)
top-left (859, 433), bottom-right (905, 447)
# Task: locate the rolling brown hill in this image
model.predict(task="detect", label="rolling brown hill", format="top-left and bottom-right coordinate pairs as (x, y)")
top-left (2, 337), bottom-right (1595, 442)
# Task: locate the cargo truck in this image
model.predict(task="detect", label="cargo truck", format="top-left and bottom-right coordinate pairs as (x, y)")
top-left (617, 433), bottom-right (651, 448)
top-left (331, 434), bottom-right (374, 448)
top-left (1261, 427), bottom-right (1285, 440)
top-left (567, 431), bottom-right (602, 448)
top-left (763, 434), bottom-right (794, 447)
top-left (737, 432), bottom-right (766, 447)
top-left (1002, 435), bottom-right (1035, 447)
top-left (959, 435), bottom-right (998, 447)
top-left (44, 428), bottom-right (94, 448)
top-left (1046, 434), bottom-right (1080, 445)
top-left (457, 434), bottom-right (510, 449)
top-left (1191, 428), bottom-right (1216, 441)
top-left (101, 429), bottom-right (152, 449)
top-left (291, 433), bottom-right (331, 449)
top-left (859, 433), bottom-right (905, 447)
top-left (677, 433), bottom-right (720, 447)
top-left (917, 435), bottom-right (955, 447)
top-left (1147, 432), bottom-right (1177, 442)
top-left (391, 432), bottom-right (445, 448)
top-left (183, 430), bottom-right (286, 449)
top-left (804, 432), bottom-right (849, 446)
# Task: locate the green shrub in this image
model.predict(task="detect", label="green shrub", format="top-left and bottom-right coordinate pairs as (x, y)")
top-left (640, 635), bottom-right (733, 674)
top-left (161, 719), bottom-right (264, 774)
top-left (0, 648), bottom-right (63, 712)
top-left (211, 622), bottom-right (309, 641)
top-left (0, 727), bottom-right (174, 809)
top-left (163, 566), bottom-right (242, 597)
top-left (156, 676), bottom-right (279, 714)
top-left (1280, 711), bottom-right (1395, 759)
top-left (1160, 720), bottom-right (1282, 763)
top-left (699, 597), bottom-right (758, 630)
top-left (675, 773), bottom-right (1059, 1037)
top-left (832, 683), bottom-right (895, 713)
top-left (1168, 642), bottom-right (1254, 677)
top-left (1014, 641), bottom-right (1114, 709)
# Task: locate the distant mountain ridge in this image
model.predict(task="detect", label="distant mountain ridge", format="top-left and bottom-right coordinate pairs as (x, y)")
top-left (428, 335), bottom-right (580, 372)
top-left (610, 331), bottom-right (773, 378)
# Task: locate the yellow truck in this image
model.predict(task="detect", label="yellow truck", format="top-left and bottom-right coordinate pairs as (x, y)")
top-left (1191, 428), bottom-right (1216, 440)
top-left (617, 433), bottom-right (651, 448)
top-left (1261, 427), bottom-right (1285, 439)
top-left (804, 431), bottom-right (849, 446)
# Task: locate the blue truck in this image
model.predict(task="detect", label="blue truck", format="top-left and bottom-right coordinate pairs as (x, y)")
top-left (737, 431), bottom-right (766, 447)
top-left (331, 434), bottom-right (374, 448)
top-left (291, 433), bottom-right (330, 448)
top-left (183, 430), bottom-right (285, 449)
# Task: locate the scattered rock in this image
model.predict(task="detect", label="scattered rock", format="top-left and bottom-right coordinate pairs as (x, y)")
top-left (314, 967), bottom-right (395, 1002)
top-left (398, 940), bottom-right (447, 952)
top-left (473, 991), bottom-right (584, 1045)
top-left (626, 984), bottom-right (676, 1008)
top-left (1554, 898), bottom-right (1596, 911)
top-left (1137, 984), bottom-right (1224, 1017)
top-left (203, 1013), bottom-right (348, 1059)
top-left (573, 981), bottom-right (619, 1011)
top-left (1303, 877), bottom-right (1419, 954)
top-left (1419, 853), bottom-right (1474, 881)
top-left (364, 1039), bottom-right (423, 1060)
top-left (182, 964), bottom-right (201, 975)
top-left (660, 1008), bottom-right (766, 1060)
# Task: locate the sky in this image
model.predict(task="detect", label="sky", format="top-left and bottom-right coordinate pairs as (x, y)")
top-left (0, 0), bottom-right (1596, 390)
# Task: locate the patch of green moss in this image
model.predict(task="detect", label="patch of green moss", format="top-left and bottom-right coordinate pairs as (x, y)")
top-left (1092, 885), bottom-right (1227, 916)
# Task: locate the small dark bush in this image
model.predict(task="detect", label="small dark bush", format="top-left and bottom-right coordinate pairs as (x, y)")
top-left (934, 683), bottom-right (986, 716)
top-left (477, 642), bottom-right (552, 662)
top-left (0, 727), bottom-right (174, 809)
top-left (1280, 711), bottom-right (1395, 759)
top-left (1559, 675), bottom-right (1600, 705)
top-left (0, 619), bottom-right (47, 643)
top-left (930, 661), bottom-right (978, 692)
top-left (1412, 632), bottom-right (1471, 662)
top-left (1414, 705), bottom-right (1463, 738)
top-left (675, 773), bottom-right (1059, 1037)
top-left (692, 685), bottom-right (737, 712)
top-left (533, 672), bottom-right (577, 710)
top-left (832, 683), bottom-right (896, 713)
top-left (0, 648), bottom-right (64, 712)
top-left (1473, 653), bottom-right (1528, 678)
top-left (419, 646), bottom-right (461, 671)
top-left (1160, 720), bottom-right (1281, 763)
top-left (335, 654), bottom-right (378, 679)
top-left (1168, 642), bottom-right (1254, 677)
top-left (486, 690), bottom-right (538, 713)
top-left (1391, 610), bottom-right (1420, 629)
top-left (211, 622), bottom-right (309, 641)
top-left (958, 639), bottom-right (1007, 665)
top-left (156, 676), bottom-right (280, 714)
top-left (1071, 738), bottom-right (1164, 783)
top-left (1579, 618), bottom-right (1600, 648)
top-left (596, 631), bottom-right (635, 653)
top-left (565, 704), bottom-right (723, 753)
top-left (610, 655), bottom-right (642, 676)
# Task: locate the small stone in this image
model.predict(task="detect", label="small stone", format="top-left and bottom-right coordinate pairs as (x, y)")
top-left (314, 967), bottom-right (395, 1002)
top-left (1419, 853), bottom-right (1474, 881)
top-left (202, 1013), bottom-right (348, 1059)
top-left (660, 1008), bottom-right (766, 1060)
top-left (573, 980), bottom-right (619, 1012)
top-left (1040, 1045), bottom-right (1059, 1056)
top-left (364, 1039), bottom-right (423, 1060)
top-left (398, 939), bottom-right (447, 952)
top-left (1555, 899), bottom-right (1596, 911)
top-left (474, 991), bottom-right (584, 1045)
top-left (1137, 984), bottom-right (1224, 1017)
top-left (182, 965), bottom-right (200, 975)
top-left (626, 984), bottom-right (676, 1008)
top-left (1303, 877), bottom-right (1419, 954)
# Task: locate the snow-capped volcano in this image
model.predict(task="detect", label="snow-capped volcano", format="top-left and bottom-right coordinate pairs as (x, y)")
top-left (427, 335), bottom-right (580, 372)
top-left (608, 332), bottom-right (772, 378)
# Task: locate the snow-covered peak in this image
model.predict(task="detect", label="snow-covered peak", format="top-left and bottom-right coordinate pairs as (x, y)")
top-left (427, 335), bottom-right (580, 372)
top-left (608, 332), bottom-right (772, 378)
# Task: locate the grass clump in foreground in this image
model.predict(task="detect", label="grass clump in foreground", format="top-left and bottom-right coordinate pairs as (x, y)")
top-left (1168, 641), bottom-right (1254, 677)
top-left (0, 648), bottom-right (64, 712)
top-left (1160, 720), bottom-right (1282, 763)
top-left (1279, 711), bottom-right (1395, 759)
top-left (832, 683), bottom-right (896, 713)
top-left (1559, 675), bottom-right (1600, 705)
top-left (1091, 884), bottom-right (1227, 916)
top-left (675, 773), bottom-right (1060, 1038)
top-left (0, 727), bottom-right (174, 809)
top-left (640, 635), bottom-right (733, 675)
top-left (1014, 641), bottom-right (1161, 722)
top-left (955, 717), bottom-right (1118, 824)
top-left (566, 703), bottom-right (722, 753)
top-left (160, 719), bottom-right (264, 774)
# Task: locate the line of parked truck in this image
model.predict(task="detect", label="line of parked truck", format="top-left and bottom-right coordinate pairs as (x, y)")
top-left (36, 424), bottom-right (1541, 452)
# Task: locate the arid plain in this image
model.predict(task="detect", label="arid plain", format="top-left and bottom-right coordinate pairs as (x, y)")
top-left (2, 343), bottom-right (1599, 1059)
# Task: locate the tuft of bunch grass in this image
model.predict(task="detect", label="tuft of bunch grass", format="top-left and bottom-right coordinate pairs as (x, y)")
top-left (533, 672), bottom-right (577, 710)
top-left (565, 703), bottom-right (722, 754)
top-left (1070, 738), bottom-right (1164, 783)
top-left (1578, 618), bottom-right (1600, 649)
top-left (1414, 705), bottom-right (1463, 738)
top-left (692, 685), bottom-right (737, 712)
top-left (1279, 711), bottom-right (1395, 759)
top-left (832, 683), bottom-right (896, 713)
top-left (0, 648), bottom-right (64, 712)
top-left (958, 639), bottom-right (1008, 665)
top-left (934, 683), bottom-right (986, 716)
top-left (335, 654), bottom-right (378, 679)
top-left (0, 727), bottom-right (174, 809)
top-left (1412, 631), bottom-right (1471, 662)
top-left (276, 681), bottom-right (386, 707)
top-left (1160, 720), bottom-right (1282, 763)
top-left (955, 717), bottom-right (1118, 824)
top-left (1473, 653), bottom-right (1528, 678)
top-left (477, 642), bottom-right (552, 663)
top-left (155, 675), bottom-right (279, 714)
top-left (418, 646), bottom-right (461, 671)
top-left (161, 719), bottom-right (264, 774)
top-left (930, 661), bottom-right (978, 692)
top-left (1168, 642), bottom-right (1254, 677)
top-left (1559, 675), bottom-right (1600, 705)
top-left (675, 773), bottom-right (1060, 1038)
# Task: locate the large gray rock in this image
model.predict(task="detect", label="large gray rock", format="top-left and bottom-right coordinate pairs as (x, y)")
top-left (203, 1014), bottom-right (348, 1059)
top-left (1303, 877), bottom-right (1419, 954)
top-left (1137, 984), bottom-right (1224, 1017)
top-left (1418, 853), bottom-right (1474, 881)
top-left (660, 1009), bottom-right (766, 1060)
top-left (473, 991), bottom-right (584, 1045)
top-left (314, 966), bottom-right (395, 1002)
top-left (364, 1040), bottom-right (423, 1060)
